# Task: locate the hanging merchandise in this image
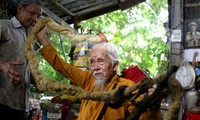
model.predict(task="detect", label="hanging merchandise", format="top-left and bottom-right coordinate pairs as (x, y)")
top-left (72, 42), bottom-right (93, 70)
top-left (175, 59), bottom-right (196, 90)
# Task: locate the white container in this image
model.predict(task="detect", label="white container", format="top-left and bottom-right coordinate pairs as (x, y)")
top-left (185, 88), bottom-right (199, 110)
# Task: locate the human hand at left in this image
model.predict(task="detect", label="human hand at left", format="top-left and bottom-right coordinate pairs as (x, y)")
top-left (0, 61), bottom-right (24, 84)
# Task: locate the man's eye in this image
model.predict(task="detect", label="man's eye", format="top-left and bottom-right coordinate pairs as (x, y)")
top-left (98, 59), bottom-right (104, 62)
top-left (90, 60), bottom-right (94, 64)
top-left (30, 11), bottom-right (35, 15)
top-left (98, 59), bottom-right (104, 64)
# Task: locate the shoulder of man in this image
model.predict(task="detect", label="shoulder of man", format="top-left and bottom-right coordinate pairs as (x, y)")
top-left (0, 18), bottom-right (12, 28)
top-left (119, 77), bottom-right (135, 85)
top-left (0, 18), bottom-right (13, 41)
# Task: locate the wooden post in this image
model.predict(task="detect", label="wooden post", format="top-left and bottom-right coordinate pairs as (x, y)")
top-left (169, 0), bottom-right (184, 67)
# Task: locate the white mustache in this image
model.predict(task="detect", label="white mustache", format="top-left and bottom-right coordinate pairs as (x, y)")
top-left (93, 70), bottom-right (103, 75)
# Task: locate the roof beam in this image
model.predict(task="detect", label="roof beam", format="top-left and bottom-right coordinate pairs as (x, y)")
top-left (76, 1), bottom-right (115, 16)
top-left (43, 6), bottom-right (77, 34)
top-left (119, 0), bottom-right (145, 10)
top-left (45, 0), bottom-right (75, 16)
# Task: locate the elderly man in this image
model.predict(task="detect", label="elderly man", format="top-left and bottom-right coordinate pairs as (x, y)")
top-left (0, 0), bottom-right (43, 119)
top-left (36, 25), bottom-right (160, 120)
top-left (186, 21), bottom-right (200, 47)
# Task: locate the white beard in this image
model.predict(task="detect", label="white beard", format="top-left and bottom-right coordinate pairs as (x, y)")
top-left (93, 77), bottom-right (107, 91)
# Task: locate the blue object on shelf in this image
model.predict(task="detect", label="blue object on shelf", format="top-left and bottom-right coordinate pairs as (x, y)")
top-left (42, 108), bottom-right (47, 120)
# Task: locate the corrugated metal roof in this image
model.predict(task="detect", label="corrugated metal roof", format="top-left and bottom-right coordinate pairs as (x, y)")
top-left (1, 0), bottom-right (145, 26)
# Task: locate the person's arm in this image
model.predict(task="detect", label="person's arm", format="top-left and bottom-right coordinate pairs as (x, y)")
top-left (0, 20), bottom-right (24, 84)
top-left (36, 25), bottom-right (92, 88)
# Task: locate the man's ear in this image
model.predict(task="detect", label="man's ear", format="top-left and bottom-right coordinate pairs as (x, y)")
top-left (17, 5), bottom-right (24, 15)
top-left (113, 61), bottom-right (119, 71)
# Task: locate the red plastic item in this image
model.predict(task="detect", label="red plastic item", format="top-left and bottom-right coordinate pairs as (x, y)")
top-left (184, 111), bottom-right (200, 120)
top-left (121, 65), bottom-right (147, 83)
top-left (30, 107), bottom-right (42, 120)
top-left (98, 32), bottom-right (108, 42)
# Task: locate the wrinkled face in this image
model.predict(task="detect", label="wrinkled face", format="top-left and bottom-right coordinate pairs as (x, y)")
top-left (17, 3), bottom-right (42, 28)
top-left (89, 46), bottom-right (118, 82)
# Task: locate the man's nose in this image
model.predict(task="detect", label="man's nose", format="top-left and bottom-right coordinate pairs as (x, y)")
top-left (91, 63), bottom-right (101, 70)
top-left (32, 15), bottom-right (38, 22)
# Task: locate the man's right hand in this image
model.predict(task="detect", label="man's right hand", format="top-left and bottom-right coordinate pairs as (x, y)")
top-left (0, 61), bottom-right (24, 84)
top-left (36, 25), bottom-right (49, 46)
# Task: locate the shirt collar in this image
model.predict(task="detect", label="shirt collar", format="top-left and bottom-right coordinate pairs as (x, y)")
top-left (11, 16), bottom-right (23, 28)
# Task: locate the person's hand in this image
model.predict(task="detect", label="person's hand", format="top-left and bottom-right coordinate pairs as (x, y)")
top-left (0, 61), bottom-right (24, 84)
top-left (36, 25), bottom-right (49, 46)
top-left (147, 84), bottom-right (157, 96)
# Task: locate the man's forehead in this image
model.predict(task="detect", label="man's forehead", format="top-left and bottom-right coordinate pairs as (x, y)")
top-left (89, 54), bottom-right (105, 59)
top-left (89, 51), bottom-right (110, 60)
top-left (90, 46), bottom-right (108, 56)
top-left (25, 3), bottom-right (43, 14)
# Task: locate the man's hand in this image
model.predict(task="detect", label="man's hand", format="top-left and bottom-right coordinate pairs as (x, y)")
top-left (0, 61), bottom-right (24, 84)
top-left (147, 84), bottom-right (157, 96)
top-left (36, 25), bottom-right (49, 46)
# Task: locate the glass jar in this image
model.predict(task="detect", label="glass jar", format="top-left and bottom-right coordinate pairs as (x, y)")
top-left (185, 88), bottom-right (199, 110)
